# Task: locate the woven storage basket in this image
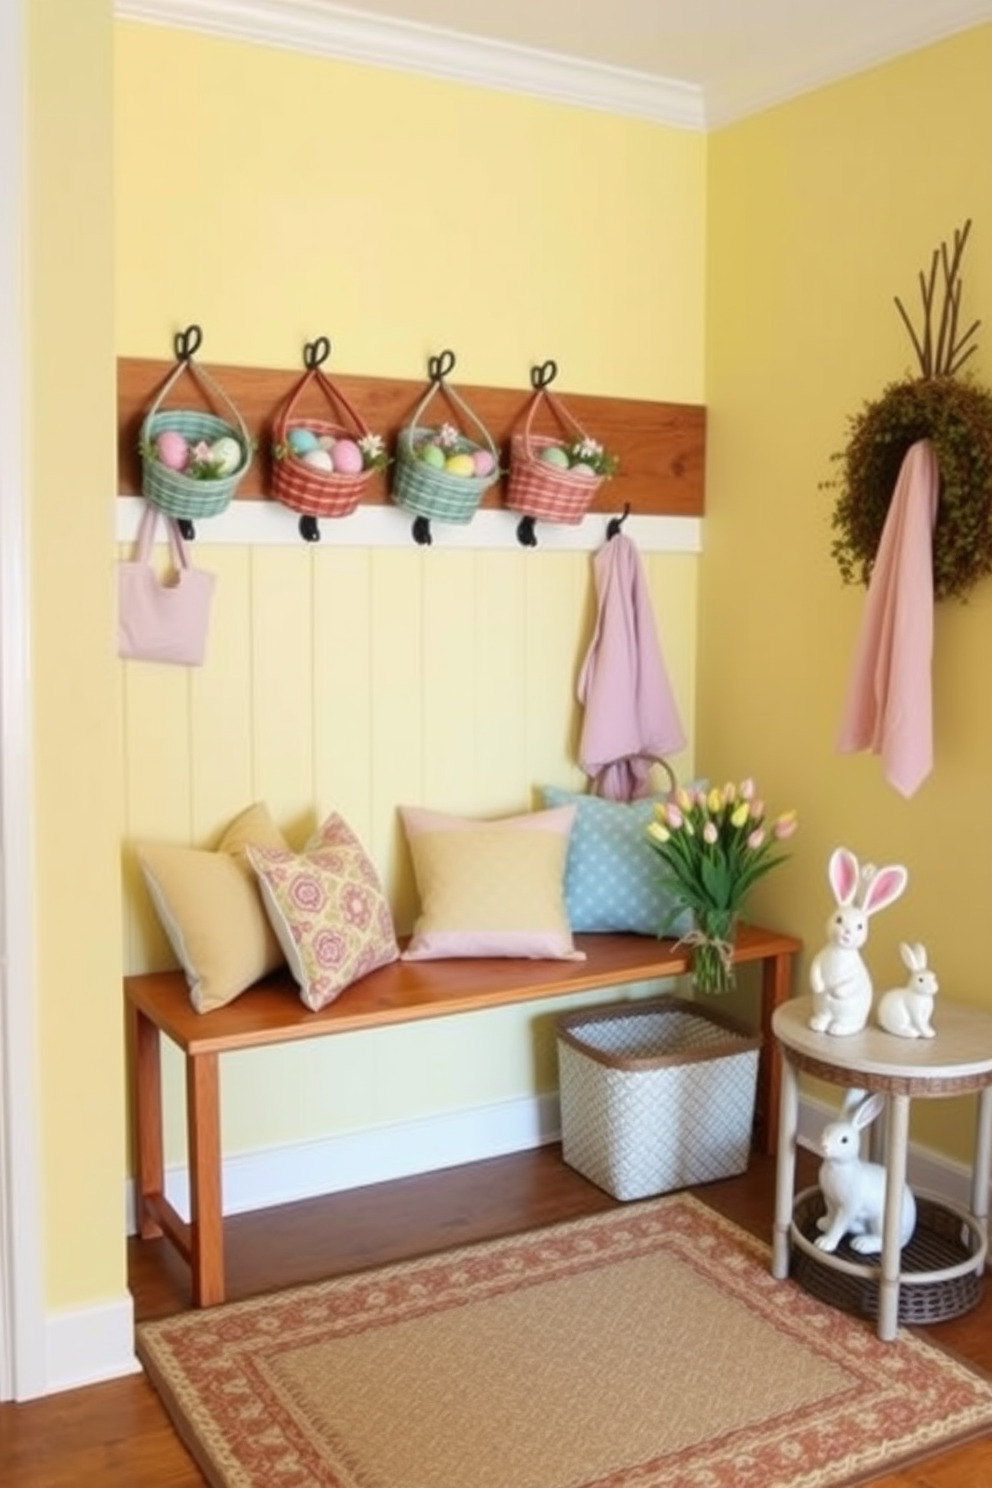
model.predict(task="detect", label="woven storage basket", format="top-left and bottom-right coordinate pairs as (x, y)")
top-left (271, 348), bottom-right (381, 520)
top-left (392, 360), bottom-right (499, 525)
top-left (506, 384), bottom-right (608, 525)
top-left (790, 1186), bottom-right (985, 1325)
top-left (557, 997), bottom-right (760, 1201)
top-left (140, 348), bottom-right (252, 521)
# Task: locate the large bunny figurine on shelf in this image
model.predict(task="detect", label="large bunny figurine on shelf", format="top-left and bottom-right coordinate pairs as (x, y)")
top-left (816, 1089), bottom-right (917, 1254)
top-left (876, 942), bottom-right (938, 1039)
top-left (808, 847), bottom-right (908, 1036)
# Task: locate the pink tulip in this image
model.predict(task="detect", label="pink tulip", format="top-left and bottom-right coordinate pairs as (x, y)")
top-left (739, 778), bottom-right (755, 801)
top-left (665, 804), bottom-right (683, 830)
top-left (703, 821), bottom-right (718, 845)
top-left (747, 828), bottom-right (766, 850)
top-left (774, 812), bottom-right (798, 840)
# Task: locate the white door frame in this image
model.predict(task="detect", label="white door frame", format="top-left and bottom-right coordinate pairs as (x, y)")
top-left (0, 0), bottom-right (47, 1402)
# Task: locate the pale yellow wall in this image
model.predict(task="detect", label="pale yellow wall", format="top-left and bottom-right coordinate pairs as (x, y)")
top-left (114, 24), bottom-right (706, 401)
top-left (27, 0), bottom-right (125, 1307)
top-left (114, 27), bottom-right (705, 1168)
top-left (705, 27), bottom-right (992, 1160)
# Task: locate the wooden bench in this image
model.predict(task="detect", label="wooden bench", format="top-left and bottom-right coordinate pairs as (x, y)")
top-left (125, 923), bottom-right (801, 1306)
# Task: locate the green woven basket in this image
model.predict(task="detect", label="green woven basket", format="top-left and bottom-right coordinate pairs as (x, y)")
top-left (391, 363), bottom-right (499, 525)
top-left (140, 355), bottom-right (252, 521)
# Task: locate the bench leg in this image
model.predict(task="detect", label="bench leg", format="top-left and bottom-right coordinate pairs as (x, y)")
top-left (186, 1050), bottom-right (225, 1307)
top-left (127, 1001), bottom-right (164, 1240)
top-left (758, 951), bottom-right (794, 1157)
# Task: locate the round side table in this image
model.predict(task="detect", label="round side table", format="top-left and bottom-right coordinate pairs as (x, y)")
top-left (771, 995), bottom-right (992, 1341)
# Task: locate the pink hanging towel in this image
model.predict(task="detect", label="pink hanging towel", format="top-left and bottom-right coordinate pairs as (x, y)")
top-left (836, 438), bottom-right (938, 798)
top-left (577, 531), bottom-right (686, 801)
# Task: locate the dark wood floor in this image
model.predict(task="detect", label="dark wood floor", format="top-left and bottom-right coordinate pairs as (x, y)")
top-left (2, 1145), bottom-right (992, 1486)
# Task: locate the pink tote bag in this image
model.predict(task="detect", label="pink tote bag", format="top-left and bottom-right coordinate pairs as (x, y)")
top-left (117, 503), bottom-right (216, 666)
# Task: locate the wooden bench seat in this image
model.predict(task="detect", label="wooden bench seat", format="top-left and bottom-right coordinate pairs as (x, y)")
top-left (125, 923), bottom-right (801, 1306)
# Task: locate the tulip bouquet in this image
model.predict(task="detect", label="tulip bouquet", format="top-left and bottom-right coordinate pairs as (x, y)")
top-left (645, 778), bottom-right (798, 994)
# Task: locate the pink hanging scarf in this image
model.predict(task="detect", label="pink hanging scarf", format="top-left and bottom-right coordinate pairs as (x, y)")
top-left (836, 438), bottom-right (938, 797)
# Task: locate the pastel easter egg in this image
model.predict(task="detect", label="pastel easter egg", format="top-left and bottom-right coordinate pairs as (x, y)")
top-left (155, 429), bottom-right (189, 471)
top-left (472, 449), bottom-right (496, 478)
top-left (208, 435), bottom-right (243, 476)
top-left (288, 427), bottom-right (320, 456)
top-left (419, 443), bottom-right (446, 469)
top-left (570, 462), bottom-right (598, 478)
top-left (302, 448), bottom-right (334, 473)
top-left (316, 434), bottom-right (337, 451)
top-left (539, 445), bottom-right (570, 468)
top-left (331, 438), bottom-right (364, 475)
top-left (445, 453), bottom-right (476, 477)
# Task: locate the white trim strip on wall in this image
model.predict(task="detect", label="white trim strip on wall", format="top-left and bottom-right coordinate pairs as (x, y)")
top-left (0, 0), bottom-right (47, 1405)
top-left (115, 495), bottom-right (702, 554)
top-left (123, 1086), bottom-right (981, 1241)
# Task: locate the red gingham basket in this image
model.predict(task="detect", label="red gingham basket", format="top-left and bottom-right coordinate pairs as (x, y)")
top-left (270, 339), bottom-right (380, 520)
top-left (506, 379), bottom-right (606, 525)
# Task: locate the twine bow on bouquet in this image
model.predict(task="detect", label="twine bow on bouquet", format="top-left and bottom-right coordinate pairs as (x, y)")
top-left (645, 779), bottom-right (798, 994)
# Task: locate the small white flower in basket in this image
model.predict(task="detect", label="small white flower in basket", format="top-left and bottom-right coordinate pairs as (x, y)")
top-left (357, 432), bottom-right (389, 472)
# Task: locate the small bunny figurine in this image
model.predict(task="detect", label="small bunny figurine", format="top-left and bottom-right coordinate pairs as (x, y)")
top-left (876, 942), bottom-right (938, 1038)
top-left (808, 847), bottom-right (909, 1036)
top-left (816, 1089), bottom-right (916, 1254)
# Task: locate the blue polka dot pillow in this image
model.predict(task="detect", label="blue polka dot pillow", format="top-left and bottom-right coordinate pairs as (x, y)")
top-left (540, 785), bottom-right (693, 938)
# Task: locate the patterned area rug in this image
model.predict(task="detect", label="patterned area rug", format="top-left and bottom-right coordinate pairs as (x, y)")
top-left (136, 1193), bottom-right (992, 1488)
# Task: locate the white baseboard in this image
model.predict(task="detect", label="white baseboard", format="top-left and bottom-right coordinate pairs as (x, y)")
top-left (125, 1090), bottom-right (563, 1231)
top-left (125, 1087), bottom-right (982, 1234)
top-left (44, 1294), bottom-right (140, 1396)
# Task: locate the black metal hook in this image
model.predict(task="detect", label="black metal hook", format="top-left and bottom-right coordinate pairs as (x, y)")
top-left (516, 515), bottom-right (538, 548)
top-left (299, 515), bottom-right (321, 543)
top-left (303, 336), bottom-right (331, 369)
top-left (530, 359), bottom-right (558, 390)
top-left (412, 515), bottom-right (433, 546)
top-left (427, 349), bottom-right (457, 385)
top-left (606, 503), bottom-right (631, 540)
top-left (173, 324), bottom-right (203, 363)
top-left (178, 518), bottom-right (196, 541)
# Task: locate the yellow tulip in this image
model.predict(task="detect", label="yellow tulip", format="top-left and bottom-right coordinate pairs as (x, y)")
top-left (647, 821), bottom-right (671, 844)
top-left (731, 802), bottom-right (750, 829)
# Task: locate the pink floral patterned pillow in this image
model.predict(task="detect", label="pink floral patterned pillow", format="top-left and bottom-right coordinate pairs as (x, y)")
top-left (248, 813), bottom-right (399, 1011)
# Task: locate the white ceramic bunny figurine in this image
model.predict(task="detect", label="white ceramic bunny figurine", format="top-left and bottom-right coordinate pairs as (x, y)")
top-left (808, 847), bottom-right (909, 1035)
top-left (876, 942), bottom-right (938, 1038)
top-left (816, 1089), bottom-right (916, 1253)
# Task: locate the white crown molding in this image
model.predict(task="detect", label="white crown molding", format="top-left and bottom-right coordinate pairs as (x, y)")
top-left (706, 2), bottom-right (992, 127)
top-left (115, 0), bottom-right (992, 131)
top-left (114, 0), bottom-right (706, 128)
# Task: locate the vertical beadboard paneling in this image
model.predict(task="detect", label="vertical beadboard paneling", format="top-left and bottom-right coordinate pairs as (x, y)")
top-left (188, 544), bottom-right (256, 834)
top-left (249, 544), bottom-right (315, 833)
top-left (312, 545), bottom-right (374, 840)
top-left (421, 550), bottom-right (478, 813)
top-left (475, 551), bottom-right (530, 812)
top-left (368, 548), bottom-right (424, 929)
top-left (523, 552), bottom-right (590, 791)
top-left (643, 551), bottom-right (697, 786)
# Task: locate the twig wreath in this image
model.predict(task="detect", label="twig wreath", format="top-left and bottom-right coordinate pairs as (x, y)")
top-left (826, 219), bottom-right (992, 602)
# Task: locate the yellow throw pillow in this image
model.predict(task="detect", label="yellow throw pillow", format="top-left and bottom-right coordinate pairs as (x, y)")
top-left (399, 804), bottom-right (583, 961)
top-left (138, 801), bottom-right (290, 1013)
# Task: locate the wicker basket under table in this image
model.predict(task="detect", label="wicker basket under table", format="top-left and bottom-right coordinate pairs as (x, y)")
top-left (790, 1186), bottom-right (985, 1325)
top-left (557, 997), bottom-right (761, 1201)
